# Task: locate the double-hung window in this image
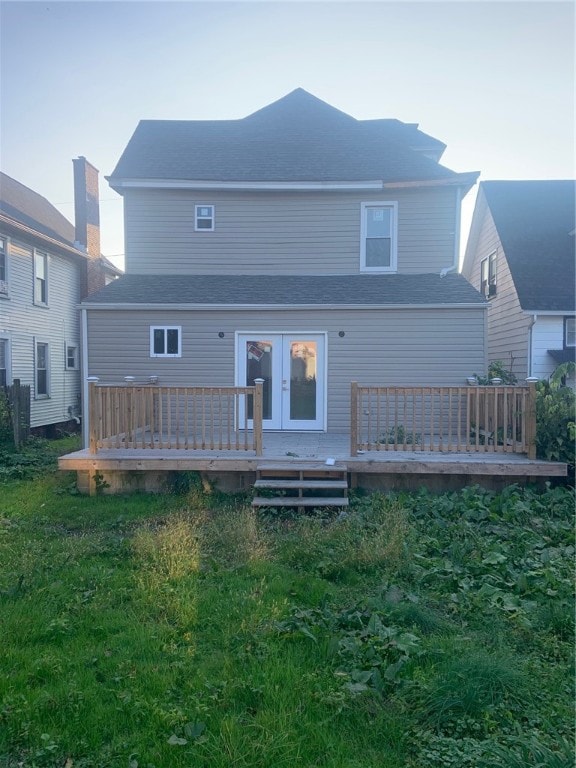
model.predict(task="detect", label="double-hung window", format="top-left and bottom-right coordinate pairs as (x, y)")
top-left (360, 202), bottom-right (398, 272)
top-left (35, 341), bottom-right (49, 397)
top-left (480, 252), bottom-right (497, 298)
top-left (0, 237), bottom-right (7, 294)
top-left (195, 205), bottom-right (214, 231)
top-left (565, 317), bottom-right (575, 348)
top-left (66, 344), bottom-right (78, 370)
top-left (150, 326), bottom-right (181, 357)
top-left (34, 250), bottom-right (48, 305)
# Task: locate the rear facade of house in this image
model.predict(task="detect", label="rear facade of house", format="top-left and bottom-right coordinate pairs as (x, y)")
top-left (83, 89), bottom-right (487, 434)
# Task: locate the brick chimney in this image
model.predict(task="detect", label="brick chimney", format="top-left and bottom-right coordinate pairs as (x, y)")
top-left (73, 156), bottom-right (105, 297)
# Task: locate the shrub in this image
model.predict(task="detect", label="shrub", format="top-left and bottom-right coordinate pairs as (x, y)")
top-left (534, 375), bottom-right (575, 472)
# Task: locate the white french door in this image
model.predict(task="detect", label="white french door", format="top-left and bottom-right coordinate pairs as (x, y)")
top-left (237, 333), bottom-right (326, 430)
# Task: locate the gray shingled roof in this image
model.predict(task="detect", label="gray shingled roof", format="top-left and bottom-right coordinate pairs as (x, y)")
top-left (82, 273), bottom-right (486, 306)
top-left (0, 171), bottom-right (76, 246)
top-left (108, 89), bottom-right (472, 186)
top-left (482, 180), bottom-right (575, 312)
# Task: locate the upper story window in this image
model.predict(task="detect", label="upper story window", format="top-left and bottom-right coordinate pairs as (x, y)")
top-left (195, 205), bottom-right (215, 231)
top-left (0, 237), bottom-right (7, 295)
top-left (150, 326), bottom-right (181, 357)
top-left (360, 202), bottom-right (398, 272)
top-left (565, 317), bottom-right (575, 347)
top-left (34, 250), bottom-right (48, 305)
top-left (35, 340), bottom-right (49, 397)
top-left (480, 252), bottom-right (497, 298)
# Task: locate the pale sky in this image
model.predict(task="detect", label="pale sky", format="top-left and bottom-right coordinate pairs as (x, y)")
top-left (1, 1), bottom-right (574, 270)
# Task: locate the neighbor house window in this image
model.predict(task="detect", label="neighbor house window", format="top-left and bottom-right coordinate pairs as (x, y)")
top-left (34, 250), bottom-right (48, 304)
top-left (565, 317), bottom-right (575, 347)
top-left (150, 326), bottom-right (181, 357)
top-left (480, 252), bottom-right (497, 298)
top-left (66, 344), bottom-right (78, 370)
top-left (360, 202), bottom-right (398, 272)
top-left (0, 337), bottom-right (9, 387)
top-left (195, 205), bottom-right (214, 231)
top-left (0, 237), bottom-right (7, 294)
top-left (35, 341), bottom-right (49, 397)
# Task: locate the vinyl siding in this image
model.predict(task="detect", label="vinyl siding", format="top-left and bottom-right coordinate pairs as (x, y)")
top-left (0, 233), bottom-right (82, 427)
top-left (123, 187), bottom-right (459, 276)
top-left (87, 306), bottom-right (486, 431)
top-left (462, 205), bottom-right (530, 380)
top-left (532, 315), bottom-right (575, 382)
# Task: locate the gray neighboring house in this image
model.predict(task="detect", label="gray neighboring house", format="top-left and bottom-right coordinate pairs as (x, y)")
top-left (82, 88), bottom-right (486, 434)
top-left (462, 180), bottom-right (575, 386)
top-left (0, 158), bottom-right (121, 432)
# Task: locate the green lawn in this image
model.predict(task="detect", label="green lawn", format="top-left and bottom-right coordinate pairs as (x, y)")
top-left (0, 440), bottom-right (574, 767)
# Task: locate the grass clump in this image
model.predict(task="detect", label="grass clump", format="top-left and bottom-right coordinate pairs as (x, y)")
top-left (0, 463), bottom-right (573, 768)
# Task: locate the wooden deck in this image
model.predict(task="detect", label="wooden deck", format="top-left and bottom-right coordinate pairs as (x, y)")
top-left (59, 431), bottom-right (567, 495)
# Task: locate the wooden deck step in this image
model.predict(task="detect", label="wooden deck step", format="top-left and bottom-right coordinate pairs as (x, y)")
top-left (252, 496), bottom-right (349, 508)
top-left (254, 479), bottom-right (348, 490)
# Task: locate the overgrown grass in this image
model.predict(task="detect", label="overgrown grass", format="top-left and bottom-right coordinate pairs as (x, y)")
top-left (0, 445), bottom-right (573, 767)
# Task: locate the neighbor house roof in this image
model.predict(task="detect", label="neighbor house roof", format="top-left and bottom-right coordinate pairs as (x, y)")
top-left (482, 180), bottom-right (575, 312)
top-left (82, 273), bottom-right (486, 308)
top-left (0, 171), bottom-right (80, 250)
top-left (108, 88), bottom-right (478, 191)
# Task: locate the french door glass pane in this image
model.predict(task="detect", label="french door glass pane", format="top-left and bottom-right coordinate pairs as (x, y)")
top-left (245, 341), bottom-right (272, 420)
top-left (289, 341), bottom-right (316, 420)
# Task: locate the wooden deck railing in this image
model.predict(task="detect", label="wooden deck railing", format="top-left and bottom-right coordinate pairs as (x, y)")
top-left (350, 382), bottom-right (536, 457)
top-left (88, 382), bottom-right (263, 455)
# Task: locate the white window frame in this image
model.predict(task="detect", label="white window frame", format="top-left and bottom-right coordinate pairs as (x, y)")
top-left (360, 202), bottom-right (398, 273)
top-left (150, 326), bottom-right (182, 358)
top-left (0, 335), bottom-right (10, 387)
top-left (65, 343), bottom-right (79, 370)
top-left (33, 249), bottom-right (48, 306)
top-left (481, 251), bottom-right (497, 298)
top-left (34, 338), bottom-right (50, 398)
top-left (565, 317), bottom-right (575, 348)
top-left (0, 236), bottom-right (8, 295)
top-left (195, 204), bottom-right (215, 232)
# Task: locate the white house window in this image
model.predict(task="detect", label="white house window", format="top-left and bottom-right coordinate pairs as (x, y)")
top-left (0, 237), bottom-right (7, 294)
top-left (66, 344), bottom-right (78, 370)
top-left (150, 326), bottom-right (181, 357)
top-left (0, 337), bottom-right (9, 387)
top-left (360, 202), bottom-right (398, 272)
top-left (565, 317), bottom-right (575, 347)
top-left (34, 250), bottom-right (48, 305)
top-left (35, 341), bottom-right (49, 397)
top-left (195, 205), bottom-right (214, 231)
top-left (480, 252), bottom-right (497, 298)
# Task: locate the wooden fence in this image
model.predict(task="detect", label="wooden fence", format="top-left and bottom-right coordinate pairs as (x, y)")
top-left (88, 382), bottom-right (263, 455)
top-left (3, 379), bottom-right (31, 448)
top-left (350, 383), bottom-right (536, 457)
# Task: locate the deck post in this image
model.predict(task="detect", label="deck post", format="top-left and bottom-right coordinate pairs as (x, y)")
top-left (88, 382), bottom-right (98, 454)
top-left (526, 381), bottom-right (537, 459)
top-left (350, 381), bottom-right (359, 457)
top-left (253, 379), bottom-right (264, 456)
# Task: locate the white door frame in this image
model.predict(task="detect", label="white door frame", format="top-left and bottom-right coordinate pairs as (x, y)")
top-left (235, 331), bottom-right (327, 431)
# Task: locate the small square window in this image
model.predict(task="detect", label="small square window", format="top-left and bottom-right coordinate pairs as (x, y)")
top-left (150, 326), bottom-right (181, 357)
top-left (195, 204), bottom-right (214, 231)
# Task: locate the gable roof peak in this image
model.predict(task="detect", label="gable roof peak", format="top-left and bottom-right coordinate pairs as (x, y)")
top-left (243, 87), bottom-right (357, 126)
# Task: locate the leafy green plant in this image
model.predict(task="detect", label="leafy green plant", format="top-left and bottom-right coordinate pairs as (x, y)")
top-left (534, 376), bottom-right (575, 471)
top-left (378, 425), bottom-right (421, 445)
top-left (474, 360), bottom-right (518, 385)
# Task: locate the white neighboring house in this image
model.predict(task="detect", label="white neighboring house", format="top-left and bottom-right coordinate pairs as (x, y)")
top-left (0, 158), bottom-right (121, 432)
top-left (462, 180), bottom-right (575, 386)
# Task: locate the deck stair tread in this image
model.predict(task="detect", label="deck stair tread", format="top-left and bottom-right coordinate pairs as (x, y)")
top-left (254, 479), bottom-right (348, 490)
top-left (252, 496), bottom-right (349, 508)
top-left (253, 462), bottom-right (349, 509)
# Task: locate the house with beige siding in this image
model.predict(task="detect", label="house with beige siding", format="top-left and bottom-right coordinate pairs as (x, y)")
top-left (462, 180), bottom-right (575, 387)
top-left (82, 88), bottom-right (486, 436)
top-left (0, 158), bottom-right (120, 432)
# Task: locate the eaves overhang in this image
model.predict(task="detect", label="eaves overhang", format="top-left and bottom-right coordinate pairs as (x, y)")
top-left (80, 302), bottom-right (487, 311)
top-left (0, 214), bottom-right (88, 261)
